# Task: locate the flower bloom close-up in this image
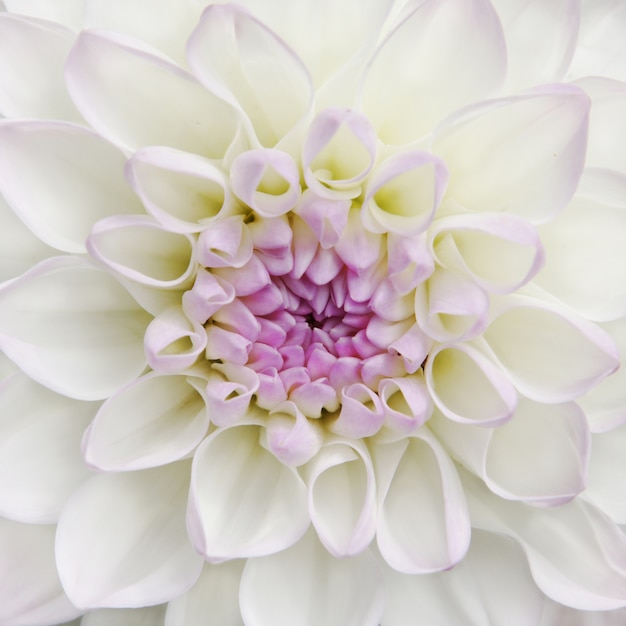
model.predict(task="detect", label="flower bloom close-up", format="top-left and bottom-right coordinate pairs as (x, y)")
top-left (1, 0), bottom-right (626, 624)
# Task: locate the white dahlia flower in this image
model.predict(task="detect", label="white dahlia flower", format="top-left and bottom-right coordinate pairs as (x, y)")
top-left (1, 0), bottom-right (626, 624)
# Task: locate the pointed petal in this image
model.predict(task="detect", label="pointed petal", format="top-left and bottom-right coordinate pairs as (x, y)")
top-left (187, 3), bottom-right (313, 148)
top-left (0, 518), bottom-right (80, 625)
top-left (187, 425), bottom-right (309, 561)
top-left (432, 86), bottom-right (590, 223)
top-left (374, 430), bottom-right (470, 573)
top-left (0, 14), bottom-right (82, 120)
top-left (0, 121), bottom-right (142, 253)
top-left (0, 257), bottom-right (151, 400)
top-left (66, 30), bottom-right (238, 156)
top-left (361, 0), bottom-right (506, 144)
top-left (56, 462), bottom-right (202, 609)
top-left (239, 529), bottom-right (384, 626)
top-left (82, 373), bottom-right (208, 471)
top-left (164, 562), bottom-right (244, 626)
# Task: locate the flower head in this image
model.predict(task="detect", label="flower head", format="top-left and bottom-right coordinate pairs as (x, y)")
top-left (1, 0), bottom-right (626, 624)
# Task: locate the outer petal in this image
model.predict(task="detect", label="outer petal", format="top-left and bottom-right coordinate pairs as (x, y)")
top-left (82, 373), bottom-right (209, 472)
top-left (361, 0), bottom-right (506, 144)
top-left (164, 562), bottom-right (244, 626)
top-left (0, 518), bottom-right (80, 626)
top-left (0, 372), bottom-right (95, 523)
top-left (81, 606), bottom-right (167, 626)
top-left (66, 30), bottom-right (238, 156)
top-left (239, 528), bottom-right (384, 626)
top-left (187, 425), bottom-right (309, 561)
top-left (540, 599), bottom-right (626, 626)
top-left (56, 461), bottom-right (202, 609)
top-left (432, 85), bottom-right (590, 224)
top-left (3, 0), bottom-right (84, 31)
top-left (0, 14), bottom-right (82, 120)
top-left (374, 428), bottom-right (470, 573)
top-left (0, 256), bottom-right (151, 401)
top-left (0, 121), bottom-right (142, 253)
top-left (187, 4), bottom-right (313, 148)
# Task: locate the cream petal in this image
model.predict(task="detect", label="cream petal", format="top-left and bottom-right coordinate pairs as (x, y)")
top-left (491, 0), bottom-right (581, 93)
top-left (187, 3), bottom-right (313, 148)
top-left (432, 85), bottom-right (590, 223)
top-left (0, 121), bottom-right (142, 253)
top-left (374, 429), bottom-right (470, 573)
top-left (361, 0), bottom-right (506, 144)
top-left (0, 518), bottom-right (80, 625)
top-left (483, 296), bottom-right (619, 403)
top-left (127, 147), bottom-right (236, 234)
top-left (56, 461), bottom-right (202, 609)
top-left (430, 212), bottom-right (544, 294)
top-left (164, 562), bottom-right (244, 626)
top-left (187, 425), bottom-right (309, 561)
top-left (0, 14), bottom-right (81, 120)
top-left (381, 530), bottom-right (544, 626)
top-left (536, 169), bottom-right (626, 322)
top-left (378, 374), bottom-right (432, 434)
top-left (0, 257), bottom-right (150, 401)
top-left (239, 528), bottom-right (384, 626)
top-left (425, 343), bottom-right (517, 426)
top-left (0, 372), bottom-right (95, 523)
top-left (464, 471), bottom-right (626, 610)
top-left (540, 599), bottom-right (626, 626)
top-left (82, 373), bottom-right (208, 472)
top-left (0, 192), bottom-right (55, 283)
top-left (88, 215), bottom-right (195, 289)
top-left (306, 439), bottom-right (376, 557)
top-left (81, 606), bottom-right (167, 626)
top-left (66, 29), bottom-right (238, 156)
top-left (3, 0), bottom-right (83, 31)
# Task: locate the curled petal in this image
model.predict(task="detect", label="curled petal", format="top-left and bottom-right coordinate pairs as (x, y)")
top-left (196, 215), bottom-right (253, 269)
top-left (230, 149), bottom-right (301, 217)
top-left (204, 363), bottom-right (259, 428)
top-left (289, 379), bottom-right (339, 418)
top-left (187, 425), bottom-right (309, 561)
top-left (88, 215), bottom-right (195, 289)
top-left (387, 232), bottom-right (435, 294)
top-left (425, 342), bottom-right (517, 426)
top-left (305, 440), bottom-right (376, 557)
top-left (335, 207), bottom-right (382, 273)
top-left (205, 325), bottom-right (252, 366)
top-left (182, 268), bottom-right (235, 325)
top-left (127, 147), bottom-right (236, 233)
top-left (213, 255), bottom-right (271, 297)
top-left (415, 267), bottom-right (489, 343)
top-left (187, 3), bottom-right (313, 148)
top-left (331, 383), bottom-right (385, 438)
top-left (66, 29), bottom-right (238, 155)
top-left (297, 190), bottom-right (351, 249)
top-left (0, 256), bottom-right (150, 401)
top-left (378, 374), bottom-right (433, 435)
top-left (370, 279), bottom-right (415, 322)
top-left (374, 429), bottom-right (470, 573)
top-left (303, 107), bottom-right (377, 199)
top-left (432, 85), bottom-right (590, 223)
top-left (483, 295), bottom-right (619, 403)
top-left (430, 212), bottom-right (545, 293)
top-left (362, 151), bottom-right (449, 235)
top-left (83, 373), bottom-right (209, 471)
top-left (389, 323), bottom-right (433, 373)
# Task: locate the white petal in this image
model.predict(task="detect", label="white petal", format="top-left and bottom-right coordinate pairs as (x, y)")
top-left (374, 429), bottom-right (470, 573)
top-left (3, 0), bottom-right (84, 31)
top-left (0, 256), bottom-right (151, 401)
top-left (187, 4), bottom-right (313, 148)
top-left (432, 85), bottom-right (590, 223)
top-left (0, 14), bottom-right (82, 120)
top-left (0, 121), bottom-right (142, 253)
top-left (239, 528), bottom-right (384, 626)
top-left (0, 518), bottom-right (80, 626)
top-left (491, 0), bottom-right (581, 93)
top-left (56, 461), bottom-right (202, 609)
top-left (83, 373), bottom-right (208, 471)
top-left (483, 296), bottom-right (619, 403)
top-left (164, 562), bottom-right (244, 626)
top-left (540, 598), bottom-right (626, 626)
top-left (127, 147), bottom-right (236, 234)
top-left (187, 425), bottom-right (309, 561)
top-left (381, 530), bottom-right (545, 626)
top-left (0, 372), bottom-right (95, 523)
top-left (66, 30), bottom-right (239, 156)
top-left (464, 471), bottom-right (626, 610)
top-left (306, 440), bottom-right (376, 557)
top-left (81, 606), bottom-right (166, 626)
top-left (425, 342), bottom-right (517, 426)
top-left (361, 0), bottom-right (506, 144)
top-left (0, 192), bottom-right (55, 283)
top-left (536, 169), bottom-right (626, 322)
